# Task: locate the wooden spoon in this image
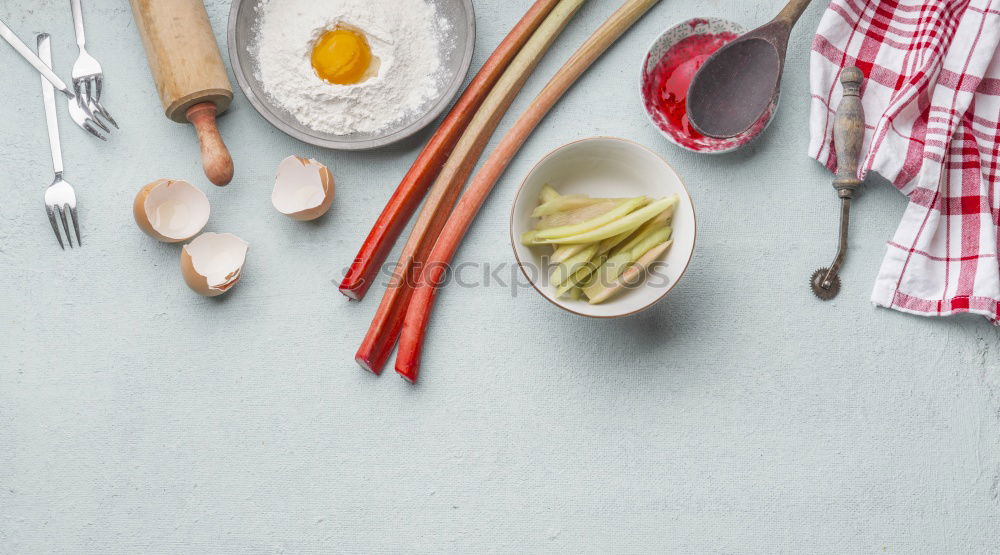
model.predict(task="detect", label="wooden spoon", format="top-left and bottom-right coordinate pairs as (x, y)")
top-left (686, 0), bottom-right (812, 138)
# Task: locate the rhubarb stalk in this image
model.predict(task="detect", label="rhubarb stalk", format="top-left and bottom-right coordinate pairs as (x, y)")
top-left (356, 0), bottom-right (589, 373)
top-left (396, 0), bottom-right (663, 382)
top-left (338, 0), bottom-right (562, 301)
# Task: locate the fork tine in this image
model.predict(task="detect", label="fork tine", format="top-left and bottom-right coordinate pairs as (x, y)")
top-left (90, 98), bottom-right (117, 130)
top-left (56, 205), bottom-right (73, 248)
top-left (69, 205), bottom-right (81, 246)
top-left (46, 205), bottom-right (64, 250)
top-left (83, 120), bottom-right (106, 141)
top-left (76, 82), bottom-right (91, 113)
top-left (85, 91), bottom-right (110, 134)
top-left (94, 101), bottom-right (117, 129)
top-left (80, 78), bottom-right (117, 130)
top-left (76, 84), bottom-right (104, 127)
top-left (89, 110), bottom-right (110, 133)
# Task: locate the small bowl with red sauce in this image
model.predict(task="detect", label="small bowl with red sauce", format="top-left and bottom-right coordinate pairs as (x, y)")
top-left (641, 18), bottom-right (776, 154)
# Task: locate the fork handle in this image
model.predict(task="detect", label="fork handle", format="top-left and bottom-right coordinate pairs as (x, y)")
top-left (37, 35), bottom-right (64, 176)
top-left (71, 0), bottom-right (87, 48)
top-left (0, 18), bottom-right (74, 97)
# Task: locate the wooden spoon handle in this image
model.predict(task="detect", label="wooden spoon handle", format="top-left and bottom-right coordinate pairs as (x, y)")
top-left (833, 67), bottom-right (865, 197)
top-left (186, 102), bottom-right (234, 187)
top-left (776, 0), bottom-right (813, 27)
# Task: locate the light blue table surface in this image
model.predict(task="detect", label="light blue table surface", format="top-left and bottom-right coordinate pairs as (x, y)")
top-left (2, 0), bottom-right (998, 552)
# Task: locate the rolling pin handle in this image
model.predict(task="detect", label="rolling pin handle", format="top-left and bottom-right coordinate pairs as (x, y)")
top-left (187, 102), bottom-right (234, 187)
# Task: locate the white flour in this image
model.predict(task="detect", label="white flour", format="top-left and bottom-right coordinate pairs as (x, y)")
top-left (252, 0), bottom-right (448, 136)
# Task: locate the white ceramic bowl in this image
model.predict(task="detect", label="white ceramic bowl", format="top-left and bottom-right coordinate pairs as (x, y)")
top-left (510, 137), bottom-right (696, 318)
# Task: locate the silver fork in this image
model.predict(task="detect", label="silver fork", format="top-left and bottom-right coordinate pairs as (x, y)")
top-left (70, 0), bottom-right (116, 129)
top-left (38, 34), bottom-right (81, 249)
top-left (0, 17), bottom-right (107, 140)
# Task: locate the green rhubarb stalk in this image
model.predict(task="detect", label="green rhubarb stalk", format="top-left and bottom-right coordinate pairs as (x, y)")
top-left (532, 195), bottom-right (631, 217)
top-left (596, 203), bottom-right (673, 254)
top-left (552, 216), bottom-right (638, 263)
top-left (562, 251), bottom-right (606, 295)
top-left (551, 242), bottom-right (589, 264)
top-left (551, 198), bottom-right (676, 296)
top-left (586, 239), bottom-right (673, 304)
top-left (551, 243), bottom-right (599, 287)
top-left (554, 231), bottom-right (634, 297)
top-left (539, 184), bottom-right (561, 203)
top-left (555, 252), bottom-right (604, 297)
top-left (582, 226), bottom-right (671, 300)
top-left (532, 195), bottom-right (676, 245)
top-left (616, 222), bottom-right (671, 255)
top-left (535, 199), bottom-right (623, 230)
top-left (533, 195), bottom-right (618, 217)
top-left (534, 195), bottom-right (648, 238)
top-left (555, 219), bottom-right (671, 297)
top-left (578, 256), bottom-right (601, 288)
top-left (596, 227), bottom-right (636, 253)
top-left (523, 196), bottom-right (648, 243)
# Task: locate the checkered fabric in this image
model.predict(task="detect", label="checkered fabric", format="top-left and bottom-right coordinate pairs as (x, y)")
top-left (809, 0), bottom-right (1000, 324)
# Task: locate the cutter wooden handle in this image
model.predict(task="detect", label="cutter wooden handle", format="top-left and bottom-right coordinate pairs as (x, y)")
top-left (832, 67), bottom-right (865, 197)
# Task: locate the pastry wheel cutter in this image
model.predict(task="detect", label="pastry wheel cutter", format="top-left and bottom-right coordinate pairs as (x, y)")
top-left (811, 67), bottom-right (866, 300)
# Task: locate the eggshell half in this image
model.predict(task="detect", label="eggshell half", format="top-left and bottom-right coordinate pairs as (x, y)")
top-left (133, 179), bottom-right (210, 243)
top-left (272, 156), bottom-right (335, 221)
top-left (180, 232), bottom-right (249, 296)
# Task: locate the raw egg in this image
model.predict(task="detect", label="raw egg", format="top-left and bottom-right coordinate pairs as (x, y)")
top-left (311, 26), bottom-right (375, 85)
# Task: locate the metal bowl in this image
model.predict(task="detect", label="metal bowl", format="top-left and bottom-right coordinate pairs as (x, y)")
top-left (227, 0), bottom-right (475, 150)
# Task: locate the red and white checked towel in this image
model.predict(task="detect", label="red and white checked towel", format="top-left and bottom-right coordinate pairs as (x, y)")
top-left (809, 0), bottom-right (1000, 324)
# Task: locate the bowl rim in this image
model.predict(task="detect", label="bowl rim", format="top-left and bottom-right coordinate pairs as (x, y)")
top-left (509, 136), bottom-right (697, 319)
top-left (638, 17), bottom-right (751, 155)
top-left (226, 0), bottom-right (476, 151)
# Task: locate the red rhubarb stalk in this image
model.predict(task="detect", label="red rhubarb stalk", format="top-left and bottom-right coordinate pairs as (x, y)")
top-left (356, 0), bottom-right (589, 374)
top-left (338, 0), bottom-right (562, 301)
top-left (395, 0), bottom-right (664, 382)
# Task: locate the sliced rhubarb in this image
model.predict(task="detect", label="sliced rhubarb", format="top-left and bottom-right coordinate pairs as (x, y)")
top-left (528, 196), bottom-right (676, 245)
top-left (585, 239), bottom-right (673, 304)
top-left (582, 226), bottom-right (671, 299)
top-left (535, 199), bottom-right (628, 230)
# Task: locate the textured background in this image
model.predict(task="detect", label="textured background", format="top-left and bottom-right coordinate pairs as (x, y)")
top-left (1, 0), bottom-right (998, 553)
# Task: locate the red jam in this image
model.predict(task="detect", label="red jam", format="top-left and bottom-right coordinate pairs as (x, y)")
top-left (643, 32), bottom-right (738, 151)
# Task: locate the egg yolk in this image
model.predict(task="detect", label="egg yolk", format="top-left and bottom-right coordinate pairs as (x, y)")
top-left (311, 27), bottom-right (373, 85)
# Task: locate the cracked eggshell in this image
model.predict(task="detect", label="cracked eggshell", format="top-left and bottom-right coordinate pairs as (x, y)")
top-left (133, 179), bottom-right (210, 243)
top-left (180, 232), bottom-right (249, 297)
top-left (272, 156), bottom-right (335, 221)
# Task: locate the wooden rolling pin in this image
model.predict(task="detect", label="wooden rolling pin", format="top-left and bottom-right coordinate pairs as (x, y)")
top-left (130, 0), bottom-right (234, 186)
